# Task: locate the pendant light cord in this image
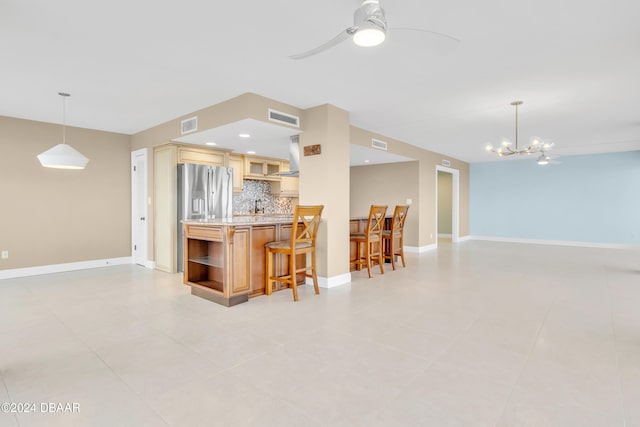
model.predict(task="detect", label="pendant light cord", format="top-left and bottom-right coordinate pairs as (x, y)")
top-left (59, 92), bottom-right (70, 145)
top-left (514, 102), bottom-right (519, 150)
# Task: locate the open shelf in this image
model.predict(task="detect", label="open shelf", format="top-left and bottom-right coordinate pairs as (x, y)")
top-left (188, 256), bottom-right (223, 268)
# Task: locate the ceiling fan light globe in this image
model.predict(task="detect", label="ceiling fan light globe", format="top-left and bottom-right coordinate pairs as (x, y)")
top-left (353, 28), bottom-right (385, 47)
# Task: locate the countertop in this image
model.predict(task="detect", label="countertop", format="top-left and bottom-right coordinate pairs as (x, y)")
top-left (182, 215), bottom-right (294, 226)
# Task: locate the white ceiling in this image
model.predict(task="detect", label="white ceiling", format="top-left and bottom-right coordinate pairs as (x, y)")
top-left (175, 118), bottom-right (413, 166)
top-left (2, 0), bottom-right (639, 163)
top-left (174, 118), bottom-right (300, 159)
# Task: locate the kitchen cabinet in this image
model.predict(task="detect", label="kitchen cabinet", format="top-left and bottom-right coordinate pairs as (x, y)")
top-left (183, 219), bottom-right (307, 306)
top-left (177, 146), bottom-right (225, 166)
top-left (154, 145), bottom-right (178, 273)
top-left (184, 224), bottom-right (250, 306)
top-left (249, 225), bottom-right (276, 296)
top-left (270, 161), bottom-right (299, 197)
top-left (244, 156), bottom-right (281, 181)
top-left (228, 154), bottom-right (244, 193)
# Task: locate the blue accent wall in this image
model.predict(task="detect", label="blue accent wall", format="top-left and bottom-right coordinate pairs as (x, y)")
top-left (470, 151), bottom-right (640, 245)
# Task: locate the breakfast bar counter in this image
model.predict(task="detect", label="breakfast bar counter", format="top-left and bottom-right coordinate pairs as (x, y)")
top-left (182, 216), bottom-right (305, 306)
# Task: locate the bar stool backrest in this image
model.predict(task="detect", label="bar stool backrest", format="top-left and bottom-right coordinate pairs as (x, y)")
top-left (367, 205), bottom-right (388, 240)
top-left (391, 205), bottom-right (410, 234)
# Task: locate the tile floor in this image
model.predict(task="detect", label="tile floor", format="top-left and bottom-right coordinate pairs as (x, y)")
top-left (0, 240), bottom-right (639, 426)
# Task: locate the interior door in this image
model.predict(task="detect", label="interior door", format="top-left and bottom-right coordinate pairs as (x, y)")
top-left (132, 149), bottom-right (148, 266)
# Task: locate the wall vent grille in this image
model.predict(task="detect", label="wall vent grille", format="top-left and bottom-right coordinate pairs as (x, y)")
top-left (371, 138), bottom-right (388, 151)
top-left (268, 109), bottom-right (300, 128)
top-left (181, 117), bottom-right (198, 134)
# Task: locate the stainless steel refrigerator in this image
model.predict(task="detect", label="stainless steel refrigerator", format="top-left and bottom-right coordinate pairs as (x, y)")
top-left (177, 163), bottom-right (233, 272)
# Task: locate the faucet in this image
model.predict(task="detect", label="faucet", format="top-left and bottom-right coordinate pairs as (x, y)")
top-left (254, 199), bottom-right (264, 214)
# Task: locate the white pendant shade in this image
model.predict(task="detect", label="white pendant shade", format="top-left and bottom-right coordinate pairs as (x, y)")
top-left (37, 143), bottom-right (89, 169)
top-left (38, 92), bottom-right (89, 170)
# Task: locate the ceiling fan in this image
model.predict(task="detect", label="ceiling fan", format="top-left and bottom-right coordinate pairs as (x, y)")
top-left (289, 0), bottom-right (460, 60)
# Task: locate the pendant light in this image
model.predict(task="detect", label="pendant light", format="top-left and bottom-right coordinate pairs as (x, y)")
top-left (37, 92), bottom-right (89, 170)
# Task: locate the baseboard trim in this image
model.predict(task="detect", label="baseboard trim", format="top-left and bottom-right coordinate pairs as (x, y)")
top-left (438, 233), bottom-right (453, 238)
top-left (404, 244), bottom-right (438, 253)
top-left (0, 257), bottom-right (133, 280)
top-left (306, 273), bottom-right (352, 288)
top-left (469, 236), bottom-right (635, 250)
top-left (144, 260), bottom-right (156, 269)
top-left (457, 235), bottom-right (472, 242)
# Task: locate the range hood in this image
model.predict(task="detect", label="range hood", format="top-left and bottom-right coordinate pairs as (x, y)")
top-left (277, 135), bottom-right (300, 177)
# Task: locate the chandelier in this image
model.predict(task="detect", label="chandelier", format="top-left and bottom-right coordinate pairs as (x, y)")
top-left (485, 101), bottom-right (553, 164)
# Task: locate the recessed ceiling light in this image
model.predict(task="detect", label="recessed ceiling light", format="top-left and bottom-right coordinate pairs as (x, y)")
top-left (364, 160), bottom-right (370, 163)
top-left (239, 133), bottom-right (251, 138)
top-left (205, 142), bottom-right (216, 146)
top-left (247, 150), bottom-right (256, 155)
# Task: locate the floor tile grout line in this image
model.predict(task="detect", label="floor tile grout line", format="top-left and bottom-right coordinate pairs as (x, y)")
top-left (44, 301), bottom-right (175, 427)
top-left (371, 309), bottom-right (486, 421)
top-left (0, 373), bottom-right (21, 427)
top-left (492, 297), bottom-right (556, 427)
top-left (605, 260), bottom-right (629, 427)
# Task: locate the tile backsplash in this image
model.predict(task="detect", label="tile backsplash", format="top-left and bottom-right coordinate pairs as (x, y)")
top-left (233, 180), bottom-right (296, 215)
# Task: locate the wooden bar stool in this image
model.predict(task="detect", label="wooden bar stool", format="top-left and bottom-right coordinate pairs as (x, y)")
top-left (265, 205), bottom-right (324, 302)
top-left (350, 205), bottom-right (387, 278)
top-left (383, 205), bottom-right (409, 270)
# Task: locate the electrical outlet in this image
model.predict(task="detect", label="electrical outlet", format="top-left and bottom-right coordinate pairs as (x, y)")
top-left (430, 233), bottom-right (433, 239)
top-left (1, 250), bottom-right (8, 259)
top-left (406, 198), bottom-right (412, 205)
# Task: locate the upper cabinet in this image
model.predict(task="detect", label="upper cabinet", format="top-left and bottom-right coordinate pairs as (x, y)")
top-left (177, 146), bottom-right (225, 166)
top-left (243, 156), bottom-right (281, 181)
top-left (271, 161), bottom-right (299, 197)
top-left (228, 155), bottom-right (244, 193)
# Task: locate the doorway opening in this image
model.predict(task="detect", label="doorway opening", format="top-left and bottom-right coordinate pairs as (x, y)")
top-left (131, 148), bottom-right (148, 267)
top-left (436, 165), bottom-right (459, 244)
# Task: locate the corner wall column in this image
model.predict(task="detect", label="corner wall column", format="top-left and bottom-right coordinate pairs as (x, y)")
top-left (299, 104), bottom-right (351, 287)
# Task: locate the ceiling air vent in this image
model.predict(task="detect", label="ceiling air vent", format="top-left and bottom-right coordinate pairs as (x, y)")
top-left (181, 116), bottom-right (198, 134)
top-left (268, 109), bottom-right (300, 128)
top-left (371, 138), bottom-right (388, 151)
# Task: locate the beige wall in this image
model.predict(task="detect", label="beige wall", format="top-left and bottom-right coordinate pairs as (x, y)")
top-left (299, 104), bottom-right (351, 279)
top-left (350, 126), bottom-right (469, 247)
top-left (437, 171), bottom-right (453, 234)
top-left (0, 116), bottom-right (131, 270)
top-left (350, 162), bottom-right (419, 246)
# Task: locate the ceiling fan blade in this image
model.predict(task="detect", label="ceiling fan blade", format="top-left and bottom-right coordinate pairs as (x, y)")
top-left (388, 27), bottom-right (460, 53)
top-left (289, 28), bottom-right (355, 60)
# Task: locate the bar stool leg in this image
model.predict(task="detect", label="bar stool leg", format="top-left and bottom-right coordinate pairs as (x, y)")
top-left (265, 248), bottom-right (273, 295)
top-left (290, 253), bottom-right (299, 302)
top-left (389, 236), bottom-right (397, 270)
top-left (311, 249), bottom-right (320, 295)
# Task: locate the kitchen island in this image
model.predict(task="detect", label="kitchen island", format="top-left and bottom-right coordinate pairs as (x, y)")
top-left (183, 216), bottom-right (305, 306)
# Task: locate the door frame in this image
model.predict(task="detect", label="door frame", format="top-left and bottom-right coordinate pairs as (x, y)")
top-left (435, 165), bottom-right (459, 243)
top-left (131, 148), bottom-right (149, 267)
